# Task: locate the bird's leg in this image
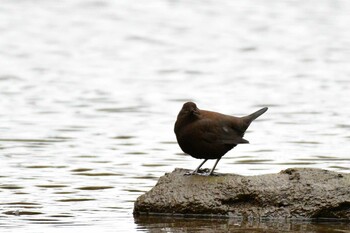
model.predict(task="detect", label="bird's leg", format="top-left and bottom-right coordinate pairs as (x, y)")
top-left (207, 157), bottom-right (221, 176)
top-left (184, 159), bottom-right (208, 176)
top-left (193, 159), bottom-right (208, 174)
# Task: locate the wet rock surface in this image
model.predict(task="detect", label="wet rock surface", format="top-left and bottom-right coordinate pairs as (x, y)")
top-left (134, 168), bottom-right (350, 220)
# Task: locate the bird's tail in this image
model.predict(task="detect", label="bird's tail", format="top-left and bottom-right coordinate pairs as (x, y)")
top-left (242, 107), bottom-right (268, 124)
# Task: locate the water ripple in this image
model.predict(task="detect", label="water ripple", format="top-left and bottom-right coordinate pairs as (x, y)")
top-left (0, 0), bottom-right (349, 231)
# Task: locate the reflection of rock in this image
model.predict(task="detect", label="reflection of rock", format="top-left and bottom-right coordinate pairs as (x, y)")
top-left (134, 168), bottom-right (350, 220)
top-left (134, 215), bottom-right (350, 233)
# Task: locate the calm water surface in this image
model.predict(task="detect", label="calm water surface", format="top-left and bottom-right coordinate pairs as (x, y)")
top-left (0, 0), bottom-right (349, 232)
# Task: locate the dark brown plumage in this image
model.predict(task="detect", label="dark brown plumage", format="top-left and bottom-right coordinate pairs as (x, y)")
top-left (174, 102), bottom-right (268, 175)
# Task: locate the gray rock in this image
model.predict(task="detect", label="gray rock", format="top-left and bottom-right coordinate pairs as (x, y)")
top-left (133, 168), bottom-right (350, 220)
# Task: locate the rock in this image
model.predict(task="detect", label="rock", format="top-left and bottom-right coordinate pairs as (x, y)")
top-left (133, 168), bottom-right (350, 220)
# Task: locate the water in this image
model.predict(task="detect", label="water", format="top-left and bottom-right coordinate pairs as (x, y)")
top-left (0, 0), bottom-right (349, 232)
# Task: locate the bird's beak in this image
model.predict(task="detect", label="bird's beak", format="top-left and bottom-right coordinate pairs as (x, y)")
top-left (191, 109), bottom-right (200, 116)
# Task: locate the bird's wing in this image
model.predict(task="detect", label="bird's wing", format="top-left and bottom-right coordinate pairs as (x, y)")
top-left (218, 125), bottom-right (249, 144)
top-left (199, 119), bottom-right (249, 145)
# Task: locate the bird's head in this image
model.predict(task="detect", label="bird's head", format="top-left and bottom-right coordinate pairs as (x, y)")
top-left (178, 102), bottom-right (200, 118)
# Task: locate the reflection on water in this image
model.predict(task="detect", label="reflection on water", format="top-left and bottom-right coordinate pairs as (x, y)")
top-left (0, 0), bottom-right (350, 232)
top-left (135, 216), bottom-right (350, 233)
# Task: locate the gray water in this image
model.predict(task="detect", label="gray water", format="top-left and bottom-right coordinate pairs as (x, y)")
top-left (0, 0), bottom-right (349, 232)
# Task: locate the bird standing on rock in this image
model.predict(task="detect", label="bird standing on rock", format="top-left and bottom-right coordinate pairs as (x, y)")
top-left (174, 102), bottom-right (268, 176)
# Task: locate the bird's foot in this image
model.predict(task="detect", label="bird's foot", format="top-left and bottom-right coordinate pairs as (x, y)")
top-left (184, 171), bottom-right (195, 176)
top-left (197, 168), bottom-right (210, 174)
top-left (199, 171), bottom-right (219, 176)
top-left (184, 168), bottom-right (211, 176)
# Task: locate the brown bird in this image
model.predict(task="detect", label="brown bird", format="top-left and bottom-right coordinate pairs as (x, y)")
top-left (174, 102), bottom-right (268, 176)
